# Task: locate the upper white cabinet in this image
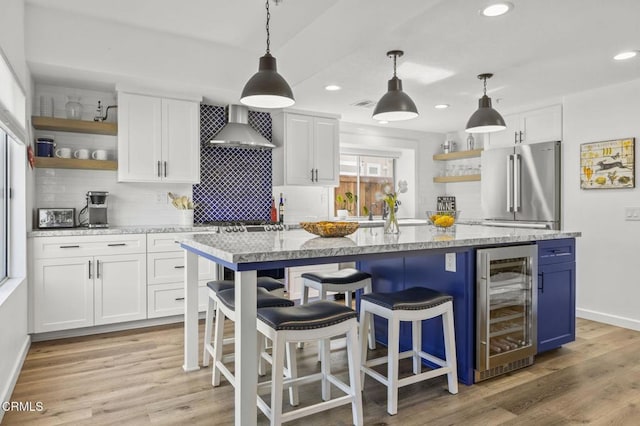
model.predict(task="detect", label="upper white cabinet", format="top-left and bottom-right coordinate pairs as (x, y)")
top-left (117, 92), bottom-right (200, 183)
top-left (272, 111), bottom-right (340, 186)
top-left (487, 104), bottom-right (562, 149)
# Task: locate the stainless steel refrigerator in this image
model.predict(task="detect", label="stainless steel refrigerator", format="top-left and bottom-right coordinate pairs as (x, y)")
top-left (481, 141), bottom-right (561, 229)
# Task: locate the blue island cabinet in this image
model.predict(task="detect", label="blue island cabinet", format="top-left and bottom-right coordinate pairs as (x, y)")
top-left (536, 238), bottom-right (576, 353)
top-left (357, 250), bottom-right (476, 385)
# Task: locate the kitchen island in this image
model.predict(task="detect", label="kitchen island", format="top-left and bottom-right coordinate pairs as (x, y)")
top-left (180, 225), bottom-right (580, 426)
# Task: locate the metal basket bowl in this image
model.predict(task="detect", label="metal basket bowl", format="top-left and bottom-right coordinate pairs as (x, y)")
top-left (426, 211), bottom-right (460, 228)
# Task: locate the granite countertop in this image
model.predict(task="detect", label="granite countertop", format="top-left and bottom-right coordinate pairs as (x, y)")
top-left (180, 224), bottom-right (581, 265)
top-left (28, 224), bottom-right (221, 238)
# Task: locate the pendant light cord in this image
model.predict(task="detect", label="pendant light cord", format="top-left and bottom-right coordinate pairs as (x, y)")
top-left (483, 75), bottom-right (487, 96)
top-left (265, 0), bottom-right (271, 54)
top-left (392, 53), bottom-right (397, 77)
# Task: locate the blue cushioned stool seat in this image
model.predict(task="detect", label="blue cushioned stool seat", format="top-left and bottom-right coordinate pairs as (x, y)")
top-left (360, 286), bottom-right (452, 311)
top-left (216, 287), bottom-right (294, 311)
top-left (301, 268), bottom-right (371, 284)
top-left (258, 301), bottom-right (357, 331)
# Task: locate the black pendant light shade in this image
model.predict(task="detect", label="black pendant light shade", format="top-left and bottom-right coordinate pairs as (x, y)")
top-left (372, 50), bottom-right (419, 121)
top-left (465, 73), bottom-right (506, 133)
top-left (240, 0), bottom-right (295, 109)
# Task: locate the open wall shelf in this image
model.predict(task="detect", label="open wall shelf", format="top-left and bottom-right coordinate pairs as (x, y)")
top-left (32, 116), bottom-right (117, 136)
top-left (433, 174), bottom-right (481, 183)
top-left (34, 157), bottom-right (117, 171)
top-left (433, 149), bottom-right (483, 161)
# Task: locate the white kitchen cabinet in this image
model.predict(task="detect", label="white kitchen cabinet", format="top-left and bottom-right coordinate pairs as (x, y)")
top-left (94, 253), bottom-right (147, 325)
top-left (31, 234), bottom-right (147, 333)
top-left (272, 111), bottom-right (340, 186)
top-left (117, 92), bottom-right (200, 183)
top-left (285, 263), bottom-right (339, 301)
top-left (145, 232), bottom-right (217, 318)
top-left (487, 104), bottom-right (562, 149)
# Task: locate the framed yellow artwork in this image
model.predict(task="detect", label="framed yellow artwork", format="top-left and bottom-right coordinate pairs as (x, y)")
top-left (580, 138), bottom-right (635, 189)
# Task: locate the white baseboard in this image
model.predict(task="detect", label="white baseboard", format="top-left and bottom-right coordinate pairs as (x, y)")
top-left (577, 308), bottom-right (640, 331)
top-left (31, 312), bottom-right (206, 342)
top-left (0, 335), bottom-right (31, 423)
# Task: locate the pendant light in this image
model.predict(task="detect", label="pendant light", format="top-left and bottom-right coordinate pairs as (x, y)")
top-left (240, 0), bottom-right (295, 109)
top-left (465, 73), bottom-right (506, 133)
top-left (372, 50), bottom-right (419, 122)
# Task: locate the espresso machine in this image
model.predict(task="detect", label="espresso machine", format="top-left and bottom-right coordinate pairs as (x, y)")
top-left (85, 191), bottom-right (109, 228)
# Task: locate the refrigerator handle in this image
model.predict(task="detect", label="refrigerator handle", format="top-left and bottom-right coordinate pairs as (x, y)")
top-left (507, 155), bottom-right (514, 212)
top-left (514, 153), bottom-right (521, 212)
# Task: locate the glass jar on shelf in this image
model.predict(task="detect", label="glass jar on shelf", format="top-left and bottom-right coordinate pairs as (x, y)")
top-left (65, 96), bottom-right (83, 120)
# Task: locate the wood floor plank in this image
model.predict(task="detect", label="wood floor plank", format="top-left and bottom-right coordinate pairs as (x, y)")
top-left (3, 318), bottom-right (639, 426)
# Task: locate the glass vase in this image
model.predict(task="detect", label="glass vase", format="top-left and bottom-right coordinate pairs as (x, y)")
top-left (384, 209), bottom-right (400, 234)
top-left (65, 96), bottom-right (83, 120)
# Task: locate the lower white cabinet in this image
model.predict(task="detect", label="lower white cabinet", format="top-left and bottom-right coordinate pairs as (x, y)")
top-left (31, 234), bottom-right (147, 333)
top-left (286, 263), bottom-right (339, 301)
top-left (147, 283), bottom-right (209, 319)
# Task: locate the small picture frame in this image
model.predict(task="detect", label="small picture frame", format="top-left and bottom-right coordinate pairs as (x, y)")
top-left (580, 138), bottom-right (635, 189)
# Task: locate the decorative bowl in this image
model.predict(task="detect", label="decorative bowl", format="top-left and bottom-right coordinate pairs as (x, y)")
top-left (300, 221), bottom-right (359, 238)
top-left (426, 211), bottom-right (460, 229)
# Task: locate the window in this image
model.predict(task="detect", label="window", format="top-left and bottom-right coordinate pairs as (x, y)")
top-left (334, 153), bottom-right (395, 217)
top-left (0, 130), bottom-right (7, 283)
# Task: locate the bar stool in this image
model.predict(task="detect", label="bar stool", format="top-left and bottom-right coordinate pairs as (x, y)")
top-left (256, 301), bottom-right (363, 426)
top-left (359, 286), bottom-right (458, 415)
top-left (207, 286), bottom-right (296, 393)
top-left (300, 268), bottom-right (376, 354)
top-left (203, 277), bottom-right (286, 368)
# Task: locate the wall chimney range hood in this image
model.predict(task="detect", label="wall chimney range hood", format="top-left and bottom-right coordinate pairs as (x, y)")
top-left (209, 104), bottom-right (275, 149)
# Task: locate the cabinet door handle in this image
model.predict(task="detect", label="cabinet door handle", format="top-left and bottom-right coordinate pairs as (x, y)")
top-left (314, 169), bottom-right (318, 182)
top-left (96, 260), bottom-right (101, 279)
top-left (519, 131), bottom-right (524, 143)
top-left (514, 132), bottom-right (518, 144)
top-left (164, 161), bottom-right (167, 177)
top-left (107, 243), bottom-right (126, 247)
top-left (174, 265), bottom-right (185, 269)
top-left (89, 260), bottom-right (92, 279)
top-left (157, 161), bottom-right (161, 177)
top-left (175, 297), bottom-right (185, 301)
top-left (538, 272), bottom-right (544, 293)
top-left (310, 169), bottom-right (315, 182)
top-left (60, 245), bottom-right (80, 249)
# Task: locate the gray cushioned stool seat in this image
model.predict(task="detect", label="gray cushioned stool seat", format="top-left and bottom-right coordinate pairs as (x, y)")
top-left (216, 287), bottom-right (294, 311)
top-left (301, 268), bottom-right (371, 284)
top-left (361, 286), bottom-right (452, 311)
top-left (206, 276), bottom-right (285, 293)
top-left (258, 301), bottom-right (357, 331)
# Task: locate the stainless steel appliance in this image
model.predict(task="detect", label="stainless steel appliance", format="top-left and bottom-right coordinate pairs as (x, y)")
top-left (37, 208), bottom-right (75, 228)
top-left (476, 244), bottom-right (537, 382)
top-left (209, 105), bottom-right (275, 149)
top-left (481, 140), bottom-right (561, 229)
top-left (85, 191), bottom-right (109, 228)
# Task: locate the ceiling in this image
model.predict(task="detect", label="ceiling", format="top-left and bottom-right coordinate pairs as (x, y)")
top-left (25, 0), bottom-right (640, 134)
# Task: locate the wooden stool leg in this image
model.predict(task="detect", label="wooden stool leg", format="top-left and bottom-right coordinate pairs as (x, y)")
top-left (270, 334), bottom-right (286, 426)
top-left (365, 283), bottom-right (376, 350)
top-left (345, 290), bottom-right (353, 308)
top-left (359, 308), bottom-right (371, 387)
top-left (286, 341), bottom-right (299, 406)
top-left (387, 315), bottom-right (400, 415)
top-left (317, 287), bottom-right (329, 363)
top-left (412, 320), bottom-right (422, 375)
top-left (442, 303), bottom-right (459, 394)
top-left (212, 305), bottom-right (225, 387)
top-left (257, 333), bottom-right (266, 376)
top-left (346, 323), bottom-right (364, 426)
top-left (321, 335), bottom-right (332, 401)
top-left (298, 285), bottom-right (311, 350)
top-left (202, 296), bottom-right (215, 367)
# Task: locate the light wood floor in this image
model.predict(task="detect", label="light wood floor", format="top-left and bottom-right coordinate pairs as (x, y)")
top-left (4, 318), bottom-right (640, 425)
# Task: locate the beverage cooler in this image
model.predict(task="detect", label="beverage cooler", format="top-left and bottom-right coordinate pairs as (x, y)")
top-left (475, 245), bottom-right (538, 382)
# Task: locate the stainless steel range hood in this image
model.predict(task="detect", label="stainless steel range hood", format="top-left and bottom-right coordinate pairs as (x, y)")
top-left (209, 104), bottom-right (275, 149)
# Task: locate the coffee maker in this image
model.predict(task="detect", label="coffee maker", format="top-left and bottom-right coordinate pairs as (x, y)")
top-left (86, 191), bottom-right (109, 228)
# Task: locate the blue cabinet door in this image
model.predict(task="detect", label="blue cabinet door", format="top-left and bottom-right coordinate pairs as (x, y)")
top-left (537, 261), bottom-right (576, 353)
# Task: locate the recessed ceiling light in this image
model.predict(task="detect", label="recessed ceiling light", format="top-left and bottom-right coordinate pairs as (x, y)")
top-left (434, 104), bottom-right (450, 109)
top-left (378, 120), bottom-right (389, 124)
top-left (481, 2), bottom-right (513, 17)
top-left (325, 84), bottom-right (342, 91)
top-left (613, 51), bottom-right (638, 61)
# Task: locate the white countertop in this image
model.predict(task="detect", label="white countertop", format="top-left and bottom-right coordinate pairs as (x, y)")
top-left (27, 224), bottom-right (220, 237)
top-left (179, 225), bottom-right (581, 266)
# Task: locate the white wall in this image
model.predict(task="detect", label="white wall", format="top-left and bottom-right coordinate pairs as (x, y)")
top-left (563, 78), bottom-right (640, 330)
top-left (0, 0), bottom-right (29, 417)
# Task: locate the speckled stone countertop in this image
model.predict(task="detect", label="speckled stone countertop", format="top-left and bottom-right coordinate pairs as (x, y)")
top-left (27, 224), bottom-right (221, 238)
top-left (179, 224), bottom-right (581, 266)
